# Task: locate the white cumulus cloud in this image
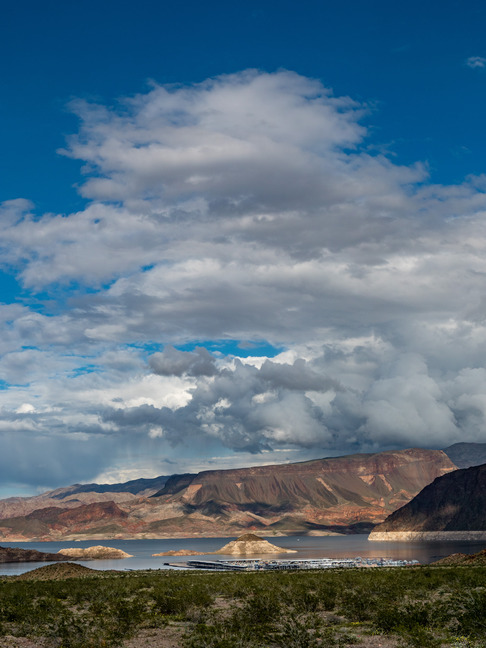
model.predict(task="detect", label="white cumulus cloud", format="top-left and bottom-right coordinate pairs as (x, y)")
top-left (1, 69), bottom-right (486, 493)
top-left (466, 56), bottom-right (486, 69)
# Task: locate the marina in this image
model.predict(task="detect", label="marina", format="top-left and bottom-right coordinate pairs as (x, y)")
top-left (182, 557), bottom-right (420, 571)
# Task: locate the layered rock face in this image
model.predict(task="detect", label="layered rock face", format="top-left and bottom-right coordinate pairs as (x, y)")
top-left (0, 448), bottom-right (456, 541)
top-left (0, 501), bottom-right (130, 542)
top-left (369, 463), bottom-right (486, 541)
top-left (147, 448), bottom-right (455, 535)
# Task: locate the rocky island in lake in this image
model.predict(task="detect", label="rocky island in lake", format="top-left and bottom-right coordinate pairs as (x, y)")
top-left (214, 533), bottom-right (296, 555)
top-left (57, 545), bottom-right (133, 559)
top-left (154, 533), bottom-right (296, 557)
top-left (153, 549), bottom-right (205, 556)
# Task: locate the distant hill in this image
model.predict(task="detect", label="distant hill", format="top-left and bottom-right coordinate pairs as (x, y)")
top-left (0, 448), bottom-right (455, 541)
top-left (49, 475), bottom-right (171, 498)
top-left (432, 548), bottom-right (486, 566)
top-left (369, 463), bottom-right (486, 540)
top-left (442, 442), bottom-right (486, 468)
top-left (0, 475), bottom-right (170, 520)
top-left (0, 545), bottom-right (71, 563)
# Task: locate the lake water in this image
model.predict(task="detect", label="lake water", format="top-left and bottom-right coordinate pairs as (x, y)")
top-left (1, 535), bottom-right (485, 576)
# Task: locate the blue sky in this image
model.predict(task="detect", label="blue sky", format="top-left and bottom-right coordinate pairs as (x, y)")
top-left (4, 0), bottom-right (486, 216)
top-left (2, 0), bottom-right (486, 496)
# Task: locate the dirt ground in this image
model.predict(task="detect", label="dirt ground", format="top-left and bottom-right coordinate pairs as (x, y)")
top-left (119, 626), bottom-right (402, 648)
top-left (0, 638), bottom-right (48, 648)
top-left (0, 628), bottom-right (402, 648)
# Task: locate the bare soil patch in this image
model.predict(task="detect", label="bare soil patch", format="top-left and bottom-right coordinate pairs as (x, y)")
top-left (0, 638), bottom-right (48, 648)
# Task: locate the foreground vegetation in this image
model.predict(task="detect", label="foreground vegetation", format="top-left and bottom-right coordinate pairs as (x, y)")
top-left (0, 565), bottom-right (485, 647)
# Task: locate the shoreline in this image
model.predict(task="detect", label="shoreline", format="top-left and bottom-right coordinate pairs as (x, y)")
top-left (0, 530), bottom-right (345, 543)
top-left (369, 530), bottom-right (486, 542)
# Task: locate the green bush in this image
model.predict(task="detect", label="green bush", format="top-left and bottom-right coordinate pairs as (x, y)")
top-left (275, 616), bottom-right (321, 648)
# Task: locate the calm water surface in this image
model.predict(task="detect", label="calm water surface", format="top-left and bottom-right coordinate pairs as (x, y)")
top-left (1, 535), bottom-right (485, 576)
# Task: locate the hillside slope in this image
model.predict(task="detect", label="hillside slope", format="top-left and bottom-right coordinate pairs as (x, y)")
top-left (442, 442), bottom-right (486, 468)
top-left (369, 463), bottom-right (486, 541)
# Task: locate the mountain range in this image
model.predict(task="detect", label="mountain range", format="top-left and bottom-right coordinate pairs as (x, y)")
top-left (0, 444), bottom-right (476, 541)
top-left (440, 442), bottom-right (486, 468)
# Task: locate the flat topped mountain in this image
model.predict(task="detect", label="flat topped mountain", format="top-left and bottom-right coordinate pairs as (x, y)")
top-left (369, 463), bottom-right (486, 540)
top-left (214, 533), bottom-right (296, 555)
top-left (0, 448), bottom-right (457, 540)
top-left (148, 448), bottom-right (456, 533)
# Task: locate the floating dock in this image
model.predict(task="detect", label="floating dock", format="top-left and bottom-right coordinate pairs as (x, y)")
top-left (183, 557), bottom-right (419, 571)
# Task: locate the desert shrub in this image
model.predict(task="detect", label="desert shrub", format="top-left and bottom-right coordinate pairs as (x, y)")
top-left (373, 604), bottom-right (401, 633)
top-left (108, 597), bottom-right (147, 639)
top-left (374, 599), bottom-right (431, 632)
top-left (316, 582), bottom-right (338, 611)
top-left (454, 589), bottom-right (486, 637)
top-left (153, 582), bottom-right (212, 616)
top-left (184, 621), bottom-right (254, 648)
top-left (275, 615), bottom-right (321, 648)
top-left (1, 564), bottom-right (486, 646)
top-left (48, 613), bottom-right (97, 648)
top-left (295, 589), bottom-right (321, 613)
top-left (240, 590), bottom-right (281, 625)
top-left (153, 588), bottom-right (190, 615)
top-left (339, 586), bottom-right (376, 621)
top-left (399, 625), bottom-right (442, 648)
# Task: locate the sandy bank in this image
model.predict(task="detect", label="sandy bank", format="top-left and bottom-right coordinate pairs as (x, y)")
top-left (152, 549), bottom-right (205, 556)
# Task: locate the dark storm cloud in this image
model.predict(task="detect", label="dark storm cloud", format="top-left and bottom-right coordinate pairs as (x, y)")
top-left (101, 357), bottom-right (340, 453)
top-left (149, 346), bottom-right (217, 377)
